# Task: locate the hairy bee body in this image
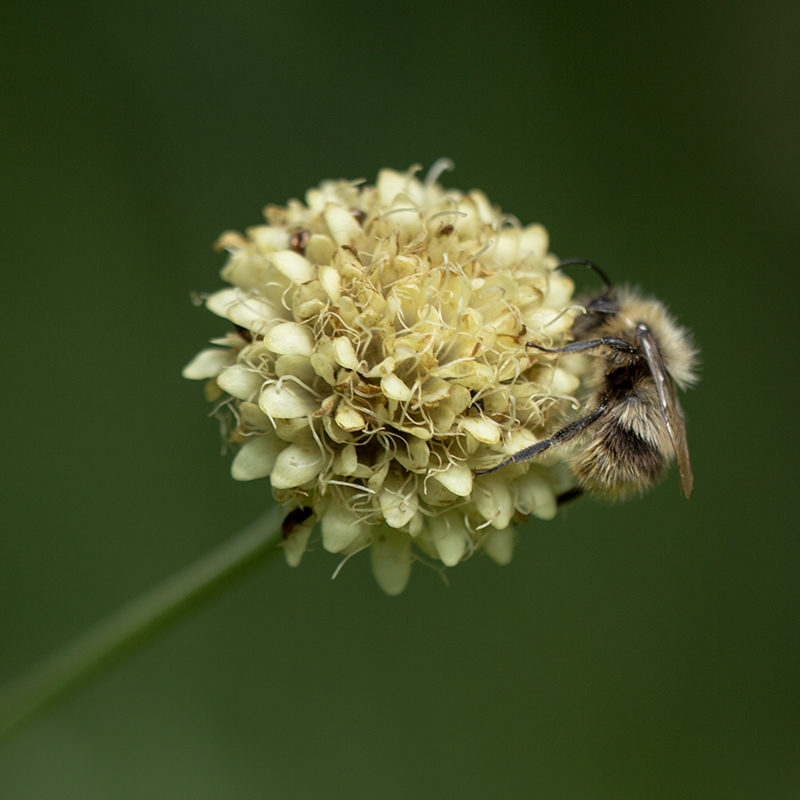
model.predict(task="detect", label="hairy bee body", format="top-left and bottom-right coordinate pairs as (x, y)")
top-left (476, 263), bottom-right (698, 500)
top-left (568, 287), bottom-right (698, 498)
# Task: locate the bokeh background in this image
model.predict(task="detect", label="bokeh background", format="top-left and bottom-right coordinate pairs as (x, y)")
top-left (2, 2), bottom-right (798, 798)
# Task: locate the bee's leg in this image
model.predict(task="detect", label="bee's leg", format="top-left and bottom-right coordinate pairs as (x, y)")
top-left (475, 402), bottom-right (607, 476)
top-left (556, 487), bottom-right (584, 505)
top-left (527, 338), bottom-right (637, 356)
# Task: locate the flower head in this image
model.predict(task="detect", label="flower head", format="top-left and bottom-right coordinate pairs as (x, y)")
top-left (183, 161), bottom-right (585, 594)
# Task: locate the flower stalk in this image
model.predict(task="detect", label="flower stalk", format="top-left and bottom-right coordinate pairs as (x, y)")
top-left (0, 506), bottom-right (284, 742)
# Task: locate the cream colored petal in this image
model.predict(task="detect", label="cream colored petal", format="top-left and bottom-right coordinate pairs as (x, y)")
top-left (419, 377), bottom-right (451, 405)
top-left (318, 265), bottom-right (342, 301)
top-left (209, 331), bottom-right (247, 348)
top-left (205, 288), bottom-right (239, 318)
top-left (237, 341), bottom-right (271, 363)
top-left (182, 348), bottom-right (233, 379)
top-left (341, 528), bottom-right (371, 556)
top-left (283, 521), bottom-right (313, 568)
top-left (332, 443), bottom-right (357, 475)
top-left (381, 373), bottom-right (412, 401)
top-left (269, 249), bottom-right (316, 282)
top-left (468, 189), bottom-right (496, 225)
top-left (231, 435), bottom-right (281, 481)
top-left (322, 414), bottom-right (352, 444)
top-left (430, 517), bottom-right (468, 567)
top-left (274, 355), bottom-right (316, 385)
top-left (443, 383), bottom-right (471, 416)
top-left (310, 352), bottom-right (336, 386)
top-left (332, 245), bottom-right (362, 276)
top-left (394, 436), bottom-right (429, 472)
top-left (496, 309), bottom-right (526, 338)
top-left (394, 422), bottom-right (432, 441)
top-left (379, 477), bottom-right (418, 529)
top-left (260, 382), bottom-right (318, 418)
top-left (220, 255), bottom-right (269, 292)
top-left (352, 463), bottom-right (373, 480)
top-left (471, 478), bottom-right (513, 529)
top-left (541, 272), bottom-right (574, 310)
top-left (429, 404), bottom-right (456, 434)
top-left (431, 362), bottom-right (494, 388)
top-left (249, 225), bottom-right (290, 252)
top-left (519, 223), bottom-right (549, 258)
top-left (295, 286), bottom-right (331, 321)
top-left (362, 357), bottom-right (395, 379)
top-left (526, 308), bottom-right (579, 337)
top-left (207, 291), bottom-right (279, 332)
top-left (313, 394), bottom-right (337, 418)
top-left (305, 234), bottom-right (336, 265)
top-left (497, 355), bottom-right (529, 383)
top-left (332, 336), bottom-right (360, 370)
top-left (370, 527), bottom-right (412, 596)
top-left (431, 462), bottom-right (473, 497)
top-left (214, 230), bottom-right (248, 251)
top-left (515, 477), bottom-right (558, 520)
top-left (483, 526), bottom-right (515, 566)
top-left (321, 504), bottom-right (364, 553)
top-left (270, 438), bottom-right (324, 489)
top-left (460, 416), bottom-right (502, 444)
top-left (334, 402), bottom-right (366, 432)
top-left (367, 461), bottom-right (391, 493)
top-left (216, 365), bottom-right (263, 400)
top-left (239, 401), bottom-right (272, 431)
top-left (273, 417), bottom-right (311, 442)
top-left (265, 322), bottom-right (314, 357)
top-left (385, 196), bottom-right (423, 243)
top-left (537, 366), bottom-right (581, 395)
top-left (324, 203), bottom-right (361, 247)
top-left (452, 196), bottom-right (481, 238)
top-left (334, 296), bottom-right (358, 326)
top-left (492, 228), bottom-right (520, 269)
top-left (376, 169), bottom-right (409, 207)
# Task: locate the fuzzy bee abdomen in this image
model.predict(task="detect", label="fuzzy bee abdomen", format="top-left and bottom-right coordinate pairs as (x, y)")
top-left (571, 416), bottom-right (667, 498)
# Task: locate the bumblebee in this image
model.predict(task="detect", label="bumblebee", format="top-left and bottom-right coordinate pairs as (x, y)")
top-left (477, 260), bottom-right (698, 499)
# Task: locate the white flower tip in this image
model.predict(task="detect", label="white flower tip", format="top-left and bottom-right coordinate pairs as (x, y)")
top-left (321, 506), bottom-right (364, 553)
top-left (433, 527), bottom-right (467, 567)
top-left (231, 436), bottom-right (278, 481)
top-left (483, 527), bottom-right (515, 566)
top-left (265, 322), bottom-right (315, 357)
top-left (283, 520), bottom-right (314, 567)
top-left (370, 528), bottom-right (412, 596)
top-left (182, 348), bottom-right (232, 380)
top-left (269, 250), bottom-right (316, 282)
top-left (217, 365), bottom-right (263, 400)
top-left (431, 463), bottom-right (473, 497)
top-left (270, 439), bottom-right (324, 489)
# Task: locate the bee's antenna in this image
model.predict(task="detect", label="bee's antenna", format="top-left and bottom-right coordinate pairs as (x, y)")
top-left (556, 258), bottom-right (613, 289)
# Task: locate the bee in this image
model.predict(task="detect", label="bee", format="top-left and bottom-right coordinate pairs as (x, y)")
top-left (476, 259), bottom-right (698, 499)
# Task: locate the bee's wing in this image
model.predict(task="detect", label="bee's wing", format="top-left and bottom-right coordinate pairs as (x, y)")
top-left (638, 326), bottom-right (694, 499)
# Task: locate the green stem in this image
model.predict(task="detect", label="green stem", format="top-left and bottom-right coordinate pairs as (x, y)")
top-left (0, 505), bottom-right (285, 742)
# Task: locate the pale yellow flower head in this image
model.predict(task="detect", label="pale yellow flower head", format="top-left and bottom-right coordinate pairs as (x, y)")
top-left (183, 161), bottom-right (584, 594)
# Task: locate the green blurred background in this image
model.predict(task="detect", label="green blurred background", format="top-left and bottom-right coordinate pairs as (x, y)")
top-left (2, 2), bottom-right (798, 798)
